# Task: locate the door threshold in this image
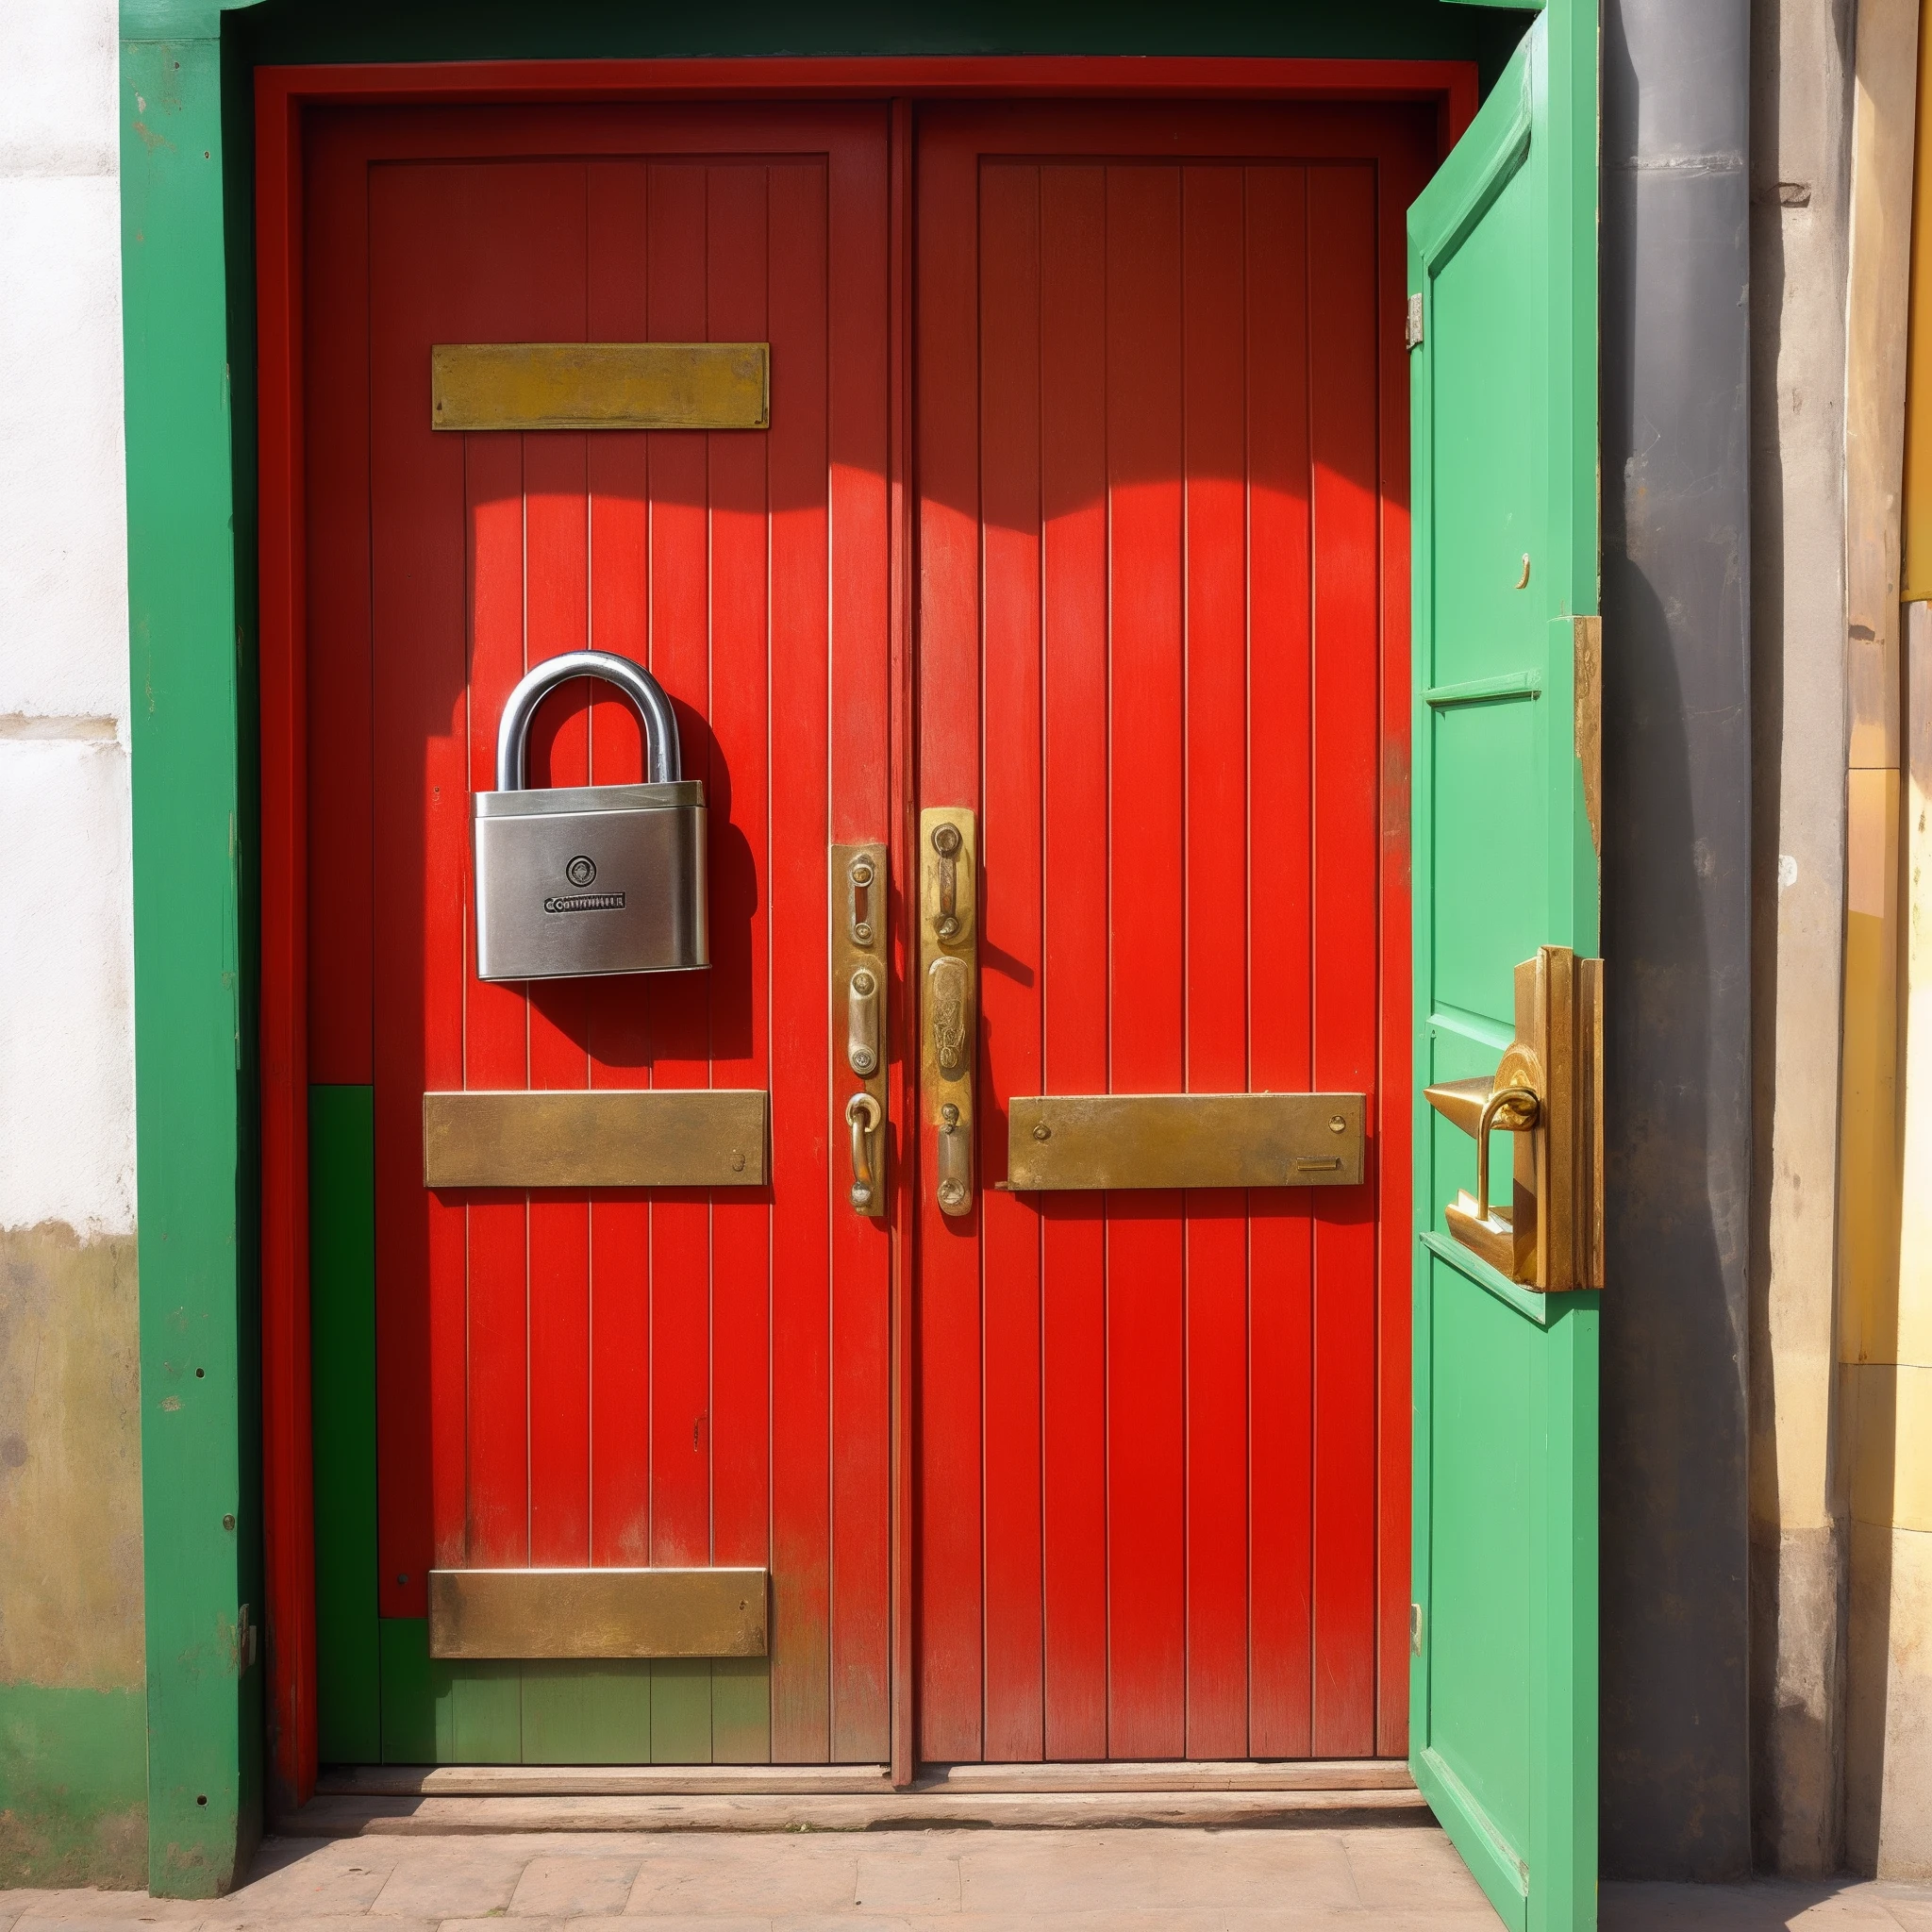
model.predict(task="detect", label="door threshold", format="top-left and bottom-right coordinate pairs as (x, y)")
top-left (287, 1761), bottom-right (1424, 1837)
top-left (318, 1757), bottom-right (1411, 1799)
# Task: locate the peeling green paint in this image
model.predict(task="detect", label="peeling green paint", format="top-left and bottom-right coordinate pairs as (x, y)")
top-left (0, 1685), bottom-right (148, 1889)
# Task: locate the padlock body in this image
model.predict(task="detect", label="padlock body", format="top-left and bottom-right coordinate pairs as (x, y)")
top-left (475, 780), bottom-right (708, 980)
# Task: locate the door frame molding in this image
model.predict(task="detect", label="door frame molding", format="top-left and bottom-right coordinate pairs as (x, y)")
top-left (244, 48), bottom-right (1477, 1822)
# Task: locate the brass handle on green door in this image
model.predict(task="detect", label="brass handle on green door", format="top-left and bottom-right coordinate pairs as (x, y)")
top-left (1424, 946), bottom-right (1604, 1292)
top-left (1473, 1079), bottom-right (1540, 1224)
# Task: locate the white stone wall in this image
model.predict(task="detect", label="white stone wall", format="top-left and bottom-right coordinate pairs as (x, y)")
top-left (0, 1), bottom-right (145, 1720)
top-left (0, 0), bottom-right (135, 1243)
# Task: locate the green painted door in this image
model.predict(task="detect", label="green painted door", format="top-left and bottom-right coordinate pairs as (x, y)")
top-left (1407, 8), bottom-right (1600, 1931)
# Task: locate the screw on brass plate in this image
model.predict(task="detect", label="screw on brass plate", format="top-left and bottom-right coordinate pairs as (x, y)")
top-left (730, 1150), bottom-right (746, 1172)
top-left (849, 857), bottom-right (875, 943)
top-left (938, 1178), bottom-right (967, 1209)
top-left (932, 824), bottom-right (961, 857)
top-left (1328, 1115), bottom-right (1347, 1134)
top-left (941, 1103), bottom-right (960, 1129)
top-left (1033, 1122), bottom-right (1052, 1141)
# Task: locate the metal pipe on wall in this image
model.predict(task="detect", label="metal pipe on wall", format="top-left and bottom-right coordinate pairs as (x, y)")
top-left (1600, 0), bottom-right (1756, 1881)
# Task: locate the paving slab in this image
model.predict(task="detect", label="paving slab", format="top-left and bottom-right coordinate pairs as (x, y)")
top-left (366, 1857), bottom-right (528, 1922)
top-left (508, 1857), bottom-right (642, 1918)
top-left (9, 1827), bottom-right (1932, 1927)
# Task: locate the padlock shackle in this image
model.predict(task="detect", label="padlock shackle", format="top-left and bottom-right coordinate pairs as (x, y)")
top-left (494, 649), bottom-right (682, 791)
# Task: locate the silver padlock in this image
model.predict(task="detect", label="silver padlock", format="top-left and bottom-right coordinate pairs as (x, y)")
top-left (474, 649), bottom-right (708, 981)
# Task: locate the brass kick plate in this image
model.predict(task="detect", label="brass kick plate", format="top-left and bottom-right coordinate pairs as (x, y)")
top-left (1007, 1093), bottom-right (1365, 1191)
top-left (431, 342), bottom-right (770, 432)
top-left (428, 1567), bottom-right (768, 1659)
top-left (423, 1090), bottom-right (768, 1189)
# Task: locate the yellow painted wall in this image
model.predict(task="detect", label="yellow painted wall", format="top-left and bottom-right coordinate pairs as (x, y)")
top-left (1843, 0), bottom-right (1932, 1874)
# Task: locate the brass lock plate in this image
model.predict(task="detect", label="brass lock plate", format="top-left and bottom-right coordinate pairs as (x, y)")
top-left (428, 1566), bottom-right (768, 1659)
top-left (432, 341), bottom-right (770, 432)
top-left (423, 1089), bottom-right (767, 1189)
top-left (919, 808), bottom-right (976, 1216)
top-left (832, 843), bottom-right (889, 1217)
top-left (1007, 1092), bottom-right (1365, 1191)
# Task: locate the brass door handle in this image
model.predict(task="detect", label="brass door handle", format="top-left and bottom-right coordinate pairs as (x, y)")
top-left (848, 967), bottom-right (881, 1077)
top-left (832, 843), bottom-right (888, 1219)
top-left (1424, 947), bottom-right (1603, 1291)
top-left (845, 1091), bottom-right (882, 1212)
top-left (920, 808), bottom-right (976, 1216)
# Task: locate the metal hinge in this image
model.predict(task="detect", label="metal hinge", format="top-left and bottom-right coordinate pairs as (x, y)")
top-left (1405, 293), bottom-right (1424, 350)
top-left (1410, 1603), bottom-right (1424, 1655)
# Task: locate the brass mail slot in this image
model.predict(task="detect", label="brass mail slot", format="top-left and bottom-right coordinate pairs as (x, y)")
top-left (431, 342), bottom-right (770, 432)
top-left (429, 1567), bottom-right (768, 1659)
top-left (1007, 1093), bottom-right (1366, 1191)
top-left (423, 1090), bottom-right (768, 1189)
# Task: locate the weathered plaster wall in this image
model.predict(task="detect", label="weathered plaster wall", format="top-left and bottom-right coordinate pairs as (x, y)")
top-left (1748, 0), bottom-right (1856, 1878)
top-left (1840, 0), bottom-right (1931, 1882)
top-left (0, 0), bottom-right (147, 1890)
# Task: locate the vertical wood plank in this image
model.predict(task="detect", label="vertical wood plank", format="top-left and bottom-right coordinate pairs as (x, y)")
top-left (1104, 162), bottom-right (1188, 1761)
top-left (705, 160), bottom-right (774, 1767)
top-left (520, 1664), bottom-right (652, 1764)
top-left (368, 162), bottom-right (475, 1617)
top-left (1374, 131), bottom-right (1426, 1760)
top-left (642, 164), bottom-right (716, 1576)
top-left (463, 432), bottom-right (532, 1572)
top-left (309, 1085), bottom-right (380, 1763)
top-left (1038, 161), bottom-right (1112, 1764)
top-left (585, 158), bottom-right (656, 1572)
top-left (650, 1658), bottom-right (715, 1765)
top-left (1179, 162), bottom-right (1251, 1762)
top-left (767, 159), bottom-right (834, 1762)
top-left (827, 122), bottom-right (894, 1764)
top-left (978, 160), bottom-right (1047, 1763)
top-left (1243, 164), bottom-right (1318, 1759)
top-left (524, 418), bottom-right (594, 1574)
top-left (305, 128), bottom-right (374, 1087)
top-left (914, 121), bottom-right (987, 1763)
top-left (1308, 162), bottom-right (1382, 1759)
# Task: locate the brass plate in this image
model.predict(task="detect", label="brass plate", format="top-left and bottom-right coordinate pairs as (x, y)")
top-left (1007, 1093), bottom-right (1366, 1191)
top-left (1573, 615), bottom-right (1603, 855)
top-left (918, 808), bottom-right (977, 1214)
top-left (429, 1567), bottom-right (767, 1659)
top-left (423, 1090), bottom-right (768, 1189)
top-left (431, 342), bottom-right (769, 432)
top-left (832, 843), bottom-right (890, 1217)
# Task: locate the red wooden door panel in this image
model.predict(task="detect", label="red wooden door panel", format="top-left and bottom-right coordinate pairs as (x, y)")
top-left (914, 102), bottom-right (1430, 1763)
top-left (306, 104), bottom-right (891, 1762)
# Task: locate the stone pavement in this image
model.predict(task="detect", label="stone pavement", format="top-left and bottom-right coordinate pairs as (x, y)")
top-left (5, 1827), bottom-right (1932, 1930)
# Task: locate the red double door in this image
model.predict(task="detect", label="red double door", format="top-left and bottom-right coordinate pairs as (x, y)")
top-left (307, 97), bottom-right (1426, 1767)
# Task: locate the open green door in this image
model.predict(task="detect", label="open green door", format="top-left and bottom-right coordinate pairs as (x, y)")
top-left (1407, 6), bottom-right (1601, 1931)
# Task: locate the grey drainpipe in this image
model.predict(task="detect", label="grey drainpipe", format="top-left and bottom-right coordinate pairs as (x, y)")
top-left (1598, 0), bottom-right (1755, 1881)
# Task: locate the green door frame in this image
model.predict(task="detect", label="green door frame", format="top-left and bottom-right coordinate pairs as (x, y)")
top-left (117, 0), bottom-right (1539, 1893)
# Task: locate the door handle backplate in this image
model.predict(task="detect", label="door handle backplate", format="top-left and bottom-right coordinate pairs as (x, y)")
top-left (833, 843), bottom-right (889, 1218)
top-left (1424, 946), bottom-right (1604, 1291)
top-left (920, 808), bottom-right (976, 1216)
